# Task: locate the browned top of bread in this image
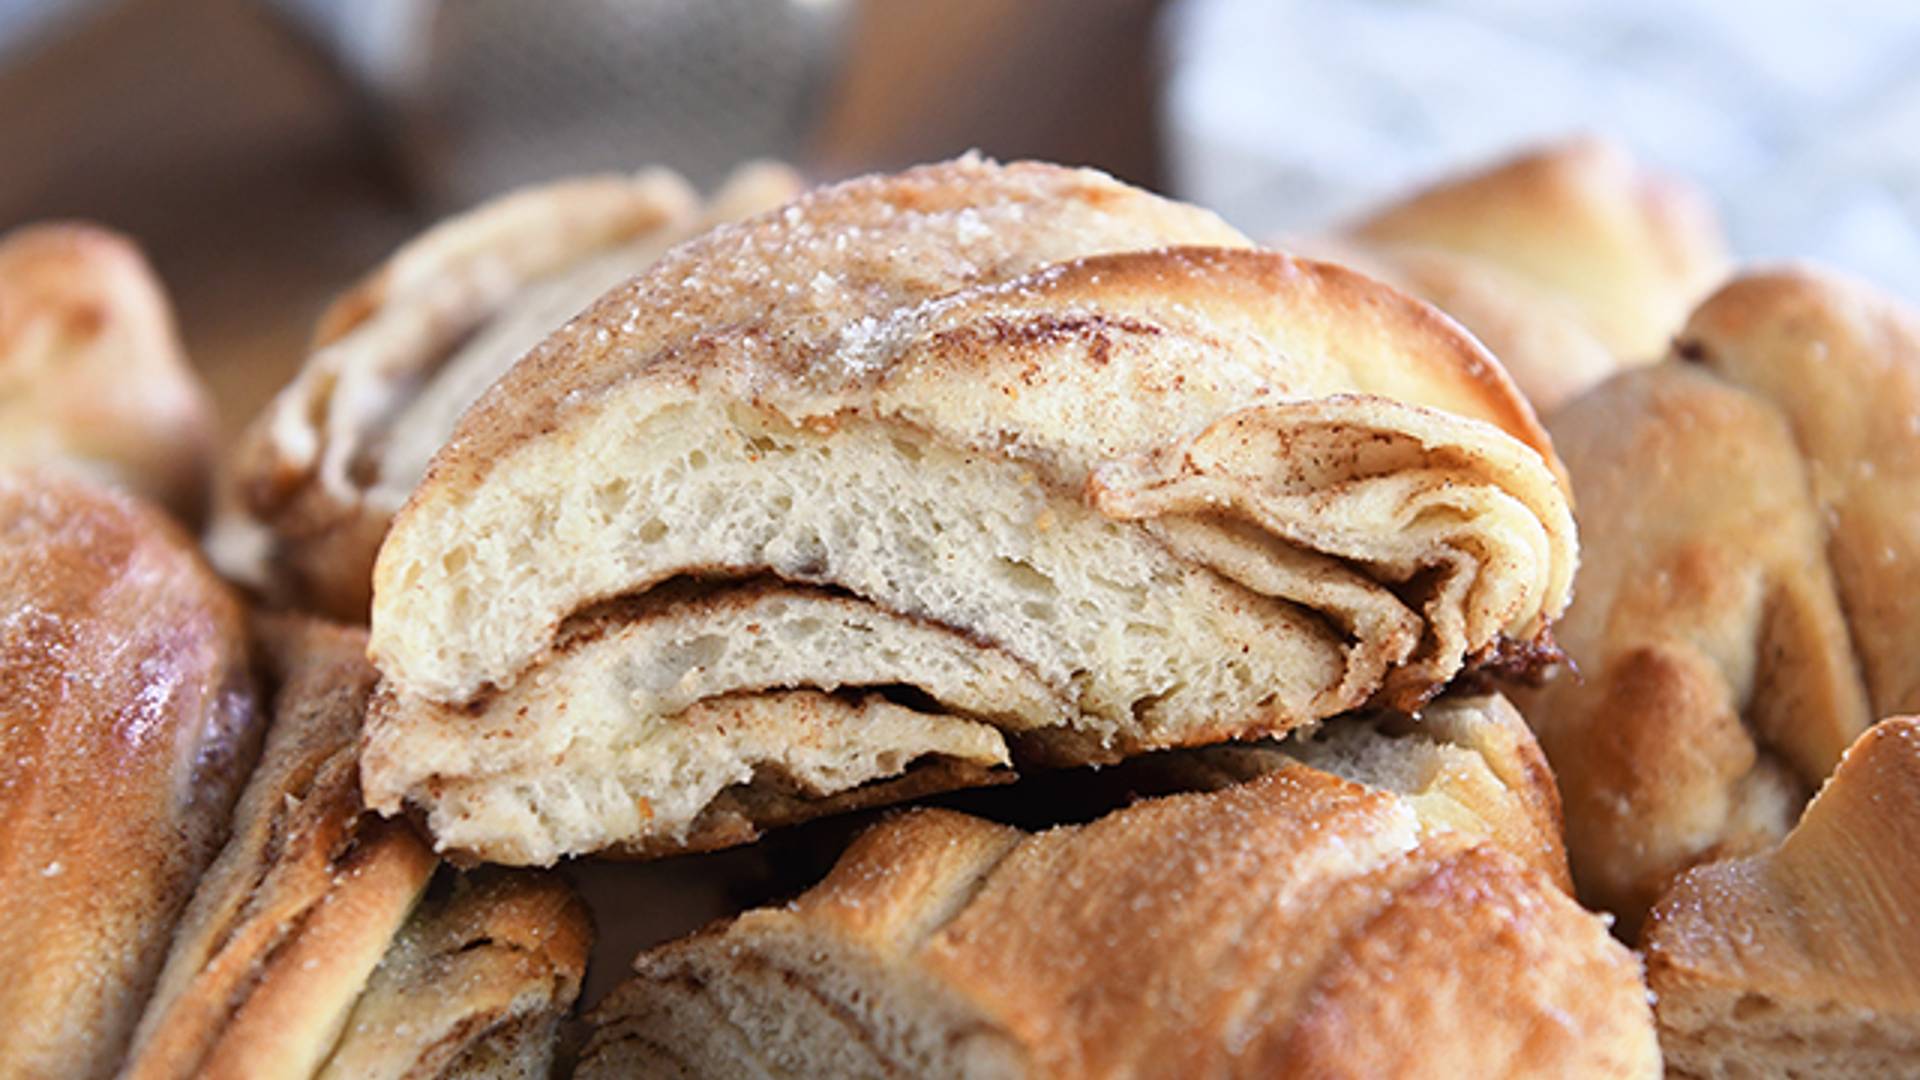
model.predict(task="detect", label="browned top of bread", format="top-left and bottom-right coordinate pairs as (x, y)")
top-left (0, 224), bottom-right (215, 523)
top-left (1520, 359), bottom-right (1870, 930)
top-left (1678, 266), bottom-right (1920, 719)
top-left (1298, 234), bottom-right (1621, 416)
top-left (0, 469), bottom-right (259, 1080)
top-left (121, 614), bottom-right (429, 1079)
top-left (124, 614), bottom-right (437, 1080)
top-left (1353, 136), bottom-right (1727, 361)
top-left (1643, 717), bottom-right (1920, 1077)
top-left (408, 155), bottom-right (1550, 509)
top-left (585, 762), bottom-right (1656, 1078)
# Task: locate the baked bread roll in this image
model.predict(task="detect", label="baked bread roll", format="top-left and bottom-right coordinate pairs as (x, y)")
top-left (0, 469), bottom-right (260, 1080)
top-left (225, 163), bottom-right (802, 621)
top-left (0, 224), bottom-right (215, 522)
top-left (362, 155), bottom-right (1578, 866)
top-left (1678, 267), bottom-right (1920, 718)
top-left (1091, 690), bottom-right (1568, 890)
top-left (1643, 717), bottom-right (1920, 1078)
top-left (125, 615), bottom-right (589, 1080)
top-left (316, 870), bottom-right (592, 1080)
top-left (578, 752), bottom-right (1655, 1078)
top-left (1300, 234), bottom-right (1621, 415)
top-left (1516, 265), bottom-right (1920, 929)
top-left (1281, 690), bottom-right (1570, 889)
top-left (1342, 137), bottom-right (1728, 411)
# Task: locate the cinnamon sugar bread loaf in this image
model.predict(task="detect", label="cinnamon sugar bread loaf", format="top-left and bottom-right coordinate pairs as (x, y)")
top-left (1339, 137), bottom-right (1728, 412)
top-left (579, 743), bottom-right (1652, 1078)
top-left (1644, 717), bottom-right (1920, 1078)
top-left (1517, 266), bottom-right (1920, 930)
top-left (0, 470), bottom-right (260, 1079)
top-left (361, 155), bottom-right (1578, 866)
top-left (124, 615), bottom-right (589, 1080)
top-left (223, 163), bottom-right (802, 620)
top-left (0, 225), bottom-right (216, 522)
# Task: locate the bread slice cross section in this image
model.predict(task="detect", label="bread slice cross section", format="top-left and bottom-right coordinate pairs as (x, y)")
top-left (364, 155), bottom-right (1577, 864)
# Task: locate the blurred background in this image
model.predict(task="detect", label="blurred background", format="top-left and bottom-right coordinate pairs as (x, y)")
top-left (3, 0), bottom-right (1915, 443)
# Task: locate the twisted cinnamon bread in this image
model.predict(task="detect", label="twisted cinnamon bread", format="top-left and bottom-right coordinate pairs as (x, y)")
top-left (1517, 265), bottom-right (1920, 929)
top-left (1339, 137), bottom-right (1728, 412)
top-left (1643, 717), bottom-right (1920, 1078)
top-left (0, 225), bottom-right (215, 522)
top-left (0, 470), bottom-right (259, 1079)
top-left (580, 742), bottom-right (1652, 1078)
top-left (124, 616), bottom-right (588, 1080)
top-left (361, 156), bottom-right (1578, 866)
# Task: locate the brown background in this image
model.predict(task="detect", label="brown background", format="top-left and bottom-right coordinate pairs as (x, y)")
top-left (0, 0), bottom-right (1164, 444)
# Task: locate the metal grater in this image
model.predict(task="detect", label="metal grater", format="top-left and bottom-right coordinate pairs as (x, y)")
top-left (269, 0), bottom-right (849, 208)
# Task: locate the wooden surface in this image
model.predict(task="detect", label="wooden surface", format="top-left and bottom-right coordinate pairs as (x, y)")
top-left (0, 0), bottom-right (1164, 448)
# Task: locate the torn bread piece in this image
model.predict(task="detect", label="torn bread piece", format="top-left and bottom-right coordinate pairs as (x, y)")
top-left (0, 224), bottom-right (216, 522)
top-left (1643, 717), bottom-right (1920, 1078)
top-left (124, 616), bottom-right (588, 1080)
top-left (0, 469), bottom-right (260, 1080)
top-left (1350, 135), bottom-right (1728, 366)
top-left (364, 155), bottom-right (1578, 865)
top-left (579, 758), bottom-right (1654, 1078)
top-left (225, 163), bottom-right (803, 620)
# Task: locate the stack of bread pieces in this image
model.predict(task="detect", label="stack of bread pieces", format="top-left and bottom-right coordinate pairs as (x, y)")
top-left (1, 142), bottom-right (1915, 1079)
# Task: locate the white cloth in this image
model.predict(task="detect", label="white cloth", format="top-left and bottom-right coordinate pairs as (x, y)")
top-left (1162, 0), bottom-right (1920, 297)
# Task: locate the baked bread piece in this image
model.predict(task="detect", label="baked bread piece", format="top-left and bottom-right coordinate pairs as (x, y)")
top-left (125, 615), bottom-right (590, 1080)
top-left (1518, 360), bottom-right (1868, 929)
top-left (124, 615), bottom-right (438, 1080)
top-left (1677, 267), bottom-right (1920, 719)
top-left (0, 224), bottom-right (215, 522)
top-left (1517, 265), bottom-right (1920, 931)
top-left (578, 756), bottom-right (1655, 1078)
top-left (364, 155), bottom-right (1578, 866)
top-left (1281, 690), bottom-right (1570, 890)
top-left (1300, 233), bottom-right (1621, 415)
top-left (0, 469), bottom-right (260, 1080)
top-left (1643, 717), bottom-right (1920, 1078)
top-left (1352, 136), bottom-right (1727, 364)
top-left (226, 163), bottom-right (803, 621)
top-left (1098, 691), bottom-right (1568, 889)
top-left (319, 870), bottom-right (592, 1080)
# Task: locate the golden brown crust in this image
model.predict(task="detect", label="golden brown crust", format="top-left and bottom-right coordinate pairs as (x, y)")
top-left (1299, 234), bottom-right (1621, 415)
top-left (320, 870), bottom-right (592, 1080)
top-left (0, 469), bottom-right (260, 1080)
top-left (0, 224), bottom-right (215, 523)
top-left (1120, 693), bottom-right (1571, 891)
top-left (1678, 266), bottom-right (1920, 718)
top-left (405, 157), bottom-right (1547, 507)
top-left (587, 763), bottom-right (1658, 1078)
top-left (1353, 136), bottom-right (1727, 361)
top-left (1518, 362), bottom-right (1869, 930)
top-left (124, 614), bottom-right (437, 1080)
top-left (1643, 717), bottom-right (1920, 1077)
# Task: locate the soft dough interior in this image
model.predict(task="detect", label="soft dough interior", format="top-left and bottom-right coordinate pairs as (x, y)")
top-left (382, 399), bottom-right (1384, 722)
top-left (369, 396), bottom-right (1548, 860)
